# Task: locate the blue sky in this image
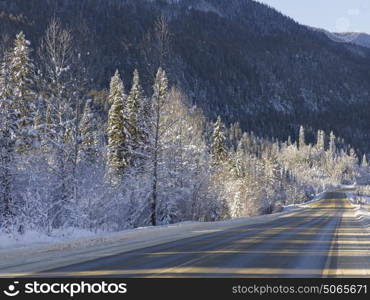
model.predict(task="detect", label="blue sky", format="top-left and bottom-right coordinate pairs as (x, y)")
top-left (256, 0), bottom-right (370, 34)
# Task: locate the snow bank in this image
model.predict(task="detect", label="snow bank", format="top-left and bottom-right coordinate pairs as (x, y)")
top-left (0, 229), bottom-right (97, 250)
top-left (283, 186), bottom-right (341, 211)
top-left (346, 191), bottom-right (370, 233)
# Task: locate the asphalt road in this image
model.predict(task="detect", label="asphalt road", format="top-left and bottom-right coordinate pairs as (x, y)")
top-left (41, 190), bottom-right (370, 277)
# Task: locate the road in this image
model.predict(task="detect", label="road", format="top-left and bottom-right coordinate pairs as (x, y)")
top-left (39, 190), bottom-right (370, 277)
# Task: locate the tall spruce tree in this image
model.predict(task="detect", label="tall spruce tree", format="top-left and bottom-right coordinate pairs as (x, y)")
top-left (298, 125), bottom-right (305, 150)
top-left (7, 32), bottom-right (37, 152)
top-left (329, 131), bottom-right (336, 156)
top-left (0, 58), bottom-right (15, 225)
top-left (0, 126), bottom-right (14, 226)
top-left (150, 67), bottom-right (168, 226)
top-left (79, 99), bottom-right (98, 164)
top-left (107, 70), bottom-right (127, 182)
top-left (317, 130), bottom-right (325, 152)
top-left (0, 32), bottom-right (37, 226)
top-left (125, 69), bottom-right (144, 165)
top-left (362, 154), bottom-right (368, 167)
top-left (211, 116), bottom-right (227, 166)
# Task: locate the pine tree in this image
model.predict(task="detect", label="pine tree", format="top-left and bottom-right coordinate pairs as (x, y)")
top-left (150, 67), bottom-right (168, 226)
top-left (211, 116), bottom-right (227, 166)
top-left (32, 109), bottom-right (42, 148)
top-left (79, 99), bottom-right (98, 163)
top-left (7, 32), bottom-right (37, 152)
top-left (34, 109), bottom-right (41, 128)
top-left (0, 127), bottom-right (14, 226)
top-left (107, 70), bottom-right (127, 182)
top-left (0, 44), bottom-right (17, 226)
top-left (361, 154), bottom-right (368, 167)
top-left (287, 136), bottom-right (292, 146)
top-left (316, 130), bottom-right (325, 152)
top-left (298, 125), bottom-right (305, 150)
top-left (125, 69), bottom-right (145, 165)
top-left (0, 63), bottom-right (15, 225)
top-left (329, 131), bottom-right (336, 156)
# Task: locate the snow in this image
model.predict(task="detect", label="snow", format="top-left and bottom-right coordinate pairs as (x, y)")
top-left (283, 186), bottom-right (342, 211)
top-left (0, 207), bottom-right (304, 275)
top-left (346, 190), bottom-right (370, 233)
top-left (0, 228), bottom-right (97, 250)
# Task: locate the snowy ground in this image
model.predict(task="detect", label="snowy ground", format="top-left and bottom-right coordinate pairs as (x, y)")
top-left (346, 190), bottom-right (370, 233)
top-left (283, 190), bottom-right (328, 212)
top-left (0, 207), bottom-right (306, 275)
top-left (282, 184), bottom-right (352, 212)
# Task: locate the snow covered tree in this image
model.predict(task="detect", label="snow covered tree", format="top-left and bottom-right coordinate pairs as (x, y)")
top-left (0, 118), bottom-right (15, 227)
top-left (107, 70), bottom-right (127, 182)
top-left (298, 125), bottom-right (305, 150)
top-left (158, 87), bottom-right (210, 224)
top-left (329, 131), bottom-right (336, 156)
top-left (211, 116), bottom-right (227, 166)
top-left (38, 19), bottom-right (83, 229)
top-left (5, 32), bottom-right (37, 153)
top-left (125, 69), bottom-right (145, 165)
top-left (361, 154), bottom-right (368, 167)
top-left (34, 109), bottom-right (41, 128)
top-left (316, 129), bottom-right (325, 153)
top-left (0, 43), bottom-right (26, 228)
top-left (79, 99), bottom-right (98, 164)
top-left (149, 67), bottom-right (168, 226)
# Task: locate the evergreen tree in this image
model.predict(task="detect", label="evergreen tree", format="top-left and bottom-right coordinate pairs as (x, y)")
top-left (125, 69), bottom-right (145, 165)
top-left (298, 125), bottom-right (305, 150)
top-left (211, 116), bottom-right (227, 166)
top-left (329, 131), bottom-right (336, 156)
top-left (0, 45), bottom-right (16, 226)
top-left (7, 32), bottom-right (37, 152)
top-left (150, 67), bottom-right (168, 226)
top-left (316, 129), bottom-right (325, 152)
top-left (0, 127), bottom-right (14, 226)
top-left (0, 69), bottom-right (15, 225)
top-left (361, 154), bottom-right (368, 167)
top-left (79, 99), bottom-right (98, 163)
top-left (34, 109), bottom-right (41, 128)
top-left (107, 70), bottom-right (127, 182)
top-left (32, 109), bottom-right (42, 148)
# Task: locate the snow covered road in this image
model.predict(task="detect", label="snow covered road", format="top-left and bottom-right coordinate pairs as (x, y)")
top-left (1, 190), bottom-right (369, 277)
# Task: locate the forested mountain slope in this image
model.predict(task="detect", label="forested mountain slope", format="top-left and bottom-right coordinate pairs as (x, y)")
top-left (1, 0), bottom-right (370, 151)
top-left (335, 32), bottom-right (370, 49)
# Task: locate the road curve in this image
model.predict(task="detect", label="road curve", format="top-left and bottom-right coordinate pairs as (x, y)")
top-left (40, 191), bottom-right (370, 278)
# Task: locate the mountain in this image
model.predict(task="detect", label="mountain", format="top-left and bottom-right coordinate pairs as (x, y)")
top-left (1, 0), bottom-right (370, 151)
top-left (335, 32), bottom-right (370, 49)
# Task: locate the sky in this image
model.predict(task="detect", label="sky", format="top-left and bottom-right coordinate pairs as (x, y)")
top-left (256, 0), bottom-right (370, 34)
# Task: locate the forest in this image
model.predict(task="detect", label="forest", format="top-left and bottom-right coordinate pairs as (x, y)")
top-left (0, 17), bottom-right (363, 236)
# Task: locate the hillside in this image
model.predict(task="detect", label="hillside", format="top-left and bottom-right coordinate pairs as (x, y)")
top-left (1, 0), bottom-right (370, 151)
